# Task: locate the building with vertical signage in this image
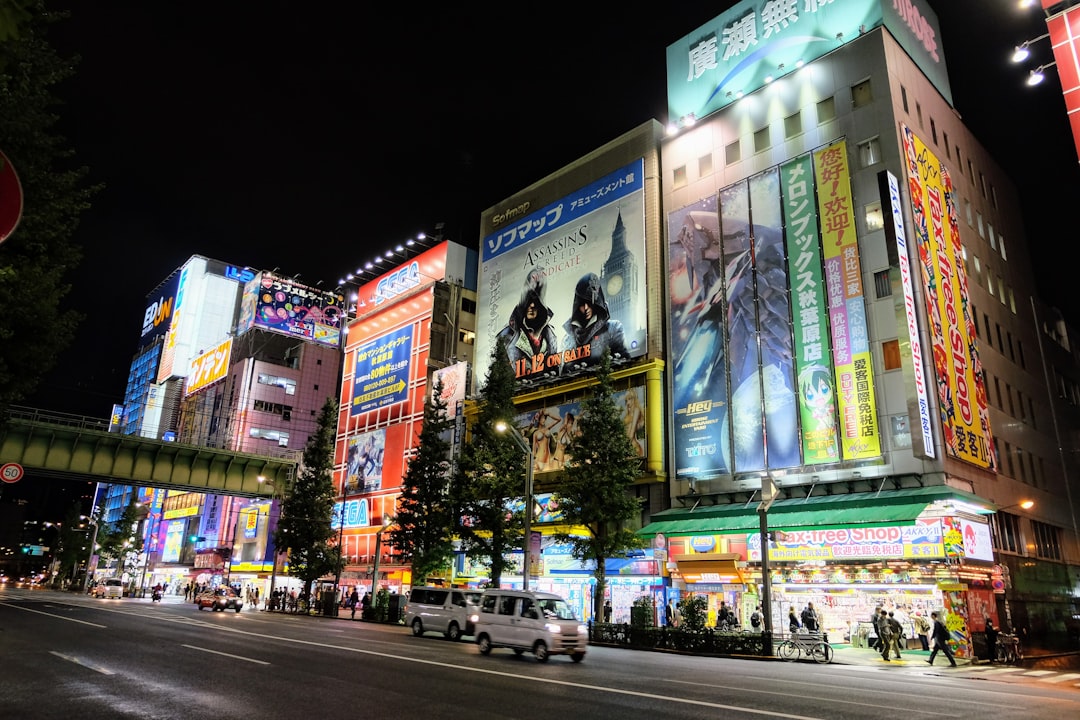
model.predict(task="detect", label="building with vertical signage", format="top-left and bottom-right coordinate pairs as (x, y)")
top-left (627, 0), bottom-right (1079, 653)
top-left (332, 239), bottom-right (479, 597)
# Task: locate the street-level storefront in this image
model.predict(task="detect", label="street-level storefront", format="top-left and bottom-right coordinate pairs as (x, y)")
top-left (640, 486), bottom-right (997, 659)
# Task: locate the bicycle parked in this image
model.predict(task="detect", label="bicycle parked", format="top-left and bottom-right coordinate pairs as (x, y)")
top-left (777, 631), bottom-right (834, 664)
top-left (996, 632), bottom-right (1023, 663)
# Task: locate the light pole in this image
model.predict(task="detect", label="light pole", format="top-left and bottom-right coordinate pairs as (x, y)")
top-left (370, 513), bottom-right (392, 601)
top-left (80, 517), bottom-right (99, 594)
top-left (259, 475), bottom-right (285, 611)
top-left (495, 420), bottom-right (534, 591)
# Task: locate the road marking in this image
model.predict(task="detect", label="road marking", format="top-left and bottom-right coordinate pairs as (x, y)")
top-left (1020, 670), bottom-right (1057, 676)
top-left (181, 644), bottom-right (270, 664)
top-left (0, 601), bottom-right (108, 628)
top-left (980, 667), bottom-right (1025, 674)
top-left (49, 651), bottom-right (114, 675)
top-left (1039, 673), bottom-right (1080, 684)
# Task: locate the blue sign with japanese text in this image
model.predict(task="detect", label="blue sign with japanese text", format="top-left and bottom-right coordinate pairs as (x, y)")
top-left (350, 325), bottom-right (412, 415)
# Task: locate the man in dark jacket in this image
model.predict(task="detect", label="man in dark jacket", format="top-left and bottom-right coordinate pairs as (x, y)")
top-left (496, 269), bottom-right (559, 376)
top-left (562, 273), bottom-right (627, 372)
top-left (928, 611), bottom-right (958, 666)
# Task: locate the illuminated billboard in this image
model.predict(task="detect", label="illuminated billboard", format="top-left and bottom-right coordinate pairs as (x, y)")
top-left (350, 325), bottom-right (413, 416)
top-left (353, 242), bottom-right (449, 310)
top-left (475, 159), bottom-right (648, 387)
top-left (237, 271), bottom-right (348, 349)
top-left (668, 143), bottom-right (880, 480)
top-left (185, 337), bottom-right (232, 396)
top-left (900, 124), bottom-right (995, 470)
top-left (666, 0), bottom-right (951, 124)
top-left (140, 273), bottom-right (179, 350)
top-left (345, 428), bottom-right (387, 492)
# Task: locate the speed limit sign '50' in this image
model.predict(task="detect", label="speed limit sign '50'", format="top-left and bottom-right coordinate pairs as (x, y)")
top-left (1, 462), bottom-right (24, 483)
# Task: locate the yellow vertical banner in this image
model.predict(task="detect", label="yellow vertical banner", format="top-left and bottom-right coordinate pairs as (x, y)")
top-left (813, 141), bottom-right (881, 459)
top-left (900, 125), bottom-right (995, 469)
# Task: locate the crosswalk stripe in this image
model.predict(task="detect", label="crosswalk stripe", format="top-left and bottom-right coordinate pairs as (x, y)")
top-left (1038, 673), bottom-right (1080, 684)
top-left (1021, 670), bottom-right (1057, 676)
top-left (981, 667), bottom-right (1025, 674)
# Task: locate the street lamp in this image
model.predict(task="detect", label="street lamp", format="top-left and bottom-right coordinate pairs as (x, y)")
top-left (80, 517), bottom-right (100, 594)
top-left (494, 419), bottom-right (534, 591)
top-left (370, 513), bottom-right (393, 599)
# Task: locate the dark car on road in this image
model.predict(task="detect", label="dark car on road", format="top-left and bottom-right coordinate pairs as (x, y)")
top-left (196, 587), bottom-right (244, 612)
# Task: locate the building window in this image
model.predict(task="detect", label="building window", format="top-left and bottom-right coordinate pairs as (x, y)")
top-left (930, 118), bottom-right (937, 145)
top-left (992, 512), bottom-right (1021, 554)
top-left (1017, 389), bottom-right (1025, 422)
top-left (991, 184), bottom-right (999, 209)
top-left (973, 254), bottom-right (981, 280)
top-left (882, 339), bottom-right (902, 371)
top-left (458, 329), bottom-right (476, 345)
top-left (725, 139), bottom-right (741, 165)
top-left (699, 153), bottom-right (713, 177)
top-left (1000, 234), bottom-right (1008, 261)
top-left (258, 373), bottom-right (296, 395)
top-left (1004, 441), bottom-right (1014, 476)
top-left (864, 201), bottom-right (884, 232)
top-left (1029, 396), bottom-right (1037, 429)
top-left (852, 79), bottom-right (873, 108)
top-left (998, 276), bottom-right (1006, 305)
top-left (1032, 520), bottom-right (1062, 560)
top-left (915, 101), bottom-right (923, 127)
top-left (965, 198), bottom-right (973, 226)
top-left (461, 297), bottom-right (477, 314)
top-left (968, 159), bottom-right (975, 180)
top-left (955, 146), bottom-right (963, 174)
top-left (983, 314), bottom-right (992, 347)
top-left (976, 212), bottom-right (985, 238)
top-left (994, 376), bottom-right (1002, 408)
top-left (1018, 339), bottom-right (1025, 369)
top-left (817, 95), bottom-right (836, 123)
top-left (979, 172), bottom-right (987, 199)
top-left (1016, 447), bottom-right (1026, 481)
top-left (900, 85), bottom-right (908, 113)
top-left (857, 137), bottom-right (881, 167)
top-left (784, 111), bottom-right (802, 139)
top-left (1006, 331), bottom-right (1015, 362)
top-left (873, 269), bottom-right (892, 298)
top-left (249, 427), bottom-right (290, 447)
top-left (754, 126), bottom-right (770, 153)
top-left (1005, 380), bottom-right (1014, 416)
top-left (943, 131), bottom-right (950, 158)
top-left (673, 165), bottom-right (687, 189)
top-left (987, 223), bottom-right (997, 250)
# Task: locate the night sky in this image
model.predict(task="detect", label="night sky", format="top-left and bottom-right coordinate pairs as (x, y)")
top-left (7, 1), bottom-right (1078, 516)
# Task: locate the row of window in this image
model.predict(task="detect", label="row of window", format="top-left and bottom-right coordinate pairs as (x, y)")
top-left (991, 511), bottom-right (1063, 561)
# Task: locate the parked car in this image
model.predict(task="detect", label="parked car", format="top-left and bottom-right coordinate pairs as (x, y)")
top-left (91, 578), bottom-right (124, 599)
top-left (196, 587), bottom-right (244, 612)
top-left (472, 588), bottom-right (587, 662)
top-left (404, 586), bottom-right (482, 641)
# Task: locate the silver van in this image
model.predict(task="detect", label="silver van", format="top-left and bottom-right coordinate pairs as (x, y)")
top-left (404, 586), bottom-right (482, 641)
top-left (472, 588), bottom-right (587, 662)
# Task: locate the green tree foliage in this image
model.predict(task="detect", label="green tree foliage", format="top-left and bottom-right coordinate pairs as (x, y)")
top-left (553, 350), bottom-right (644, 623)
top-left (0, 3), bottom-right (99, 411)
top-left (53, 502), bottom-right (89, 587)
top-left (274, 397), bottom-right (339, 603)
top-left (451, 339), bottom-right (524, 588)
top-left (679, 594), bottom-right (709, 633)
top-left (388, 376), bottom-right (456, 585)
top-left (95, 496), bottom-right (143, 577)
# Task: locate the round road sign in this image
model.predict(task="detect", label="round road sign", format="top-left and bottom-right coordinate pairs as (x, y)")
top-left (1, 462), bottom-right (24, 483)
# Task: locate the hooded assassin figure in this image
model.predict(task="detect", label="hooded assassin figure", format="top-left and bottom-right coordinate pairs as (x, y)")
top-left (562, 272), bottom-right (627, 371)
top-left (496, 268), bottom-right (559, 373)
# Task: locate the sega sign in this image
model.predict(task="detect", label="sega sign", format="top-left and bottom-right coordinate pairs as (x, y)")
top-left (373, 261), bottom-right (421, 306)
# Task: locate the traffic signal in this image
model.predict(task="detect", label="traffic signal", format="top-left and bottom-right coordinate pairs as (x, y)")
top-left (188, 535), bottom-right (205, 542)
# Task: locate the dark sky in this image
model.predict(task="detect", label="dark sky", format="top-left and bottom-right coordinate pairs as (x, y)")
top-left (22, 0), bottom-right (1079, 421)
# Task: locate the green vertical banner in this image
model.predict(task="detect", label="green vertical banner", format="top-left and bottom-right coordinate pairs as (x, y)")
top-left (781, 155), bottom-right (839, 464)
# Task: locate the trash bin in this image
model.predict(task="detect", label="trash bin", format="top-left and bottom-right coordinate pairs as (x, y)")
top-left (388, 593), bottom-right (405, 623)
top-left (321, 590), bottom-right (339, 617)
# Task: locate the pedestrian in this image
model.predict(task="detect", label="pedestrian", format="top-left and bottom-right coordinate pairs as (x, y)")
top-left (801, 602), bottom-right (819, 632)
top-left (361, 591), bottom-right (371, 618)
top-left (788, 606), bottom-right (799, 634)
top-left (886, 611), bottom-right (904, 659)
top-left (603, 600), bottom-right (612, 623)
top-left (674, 602), bottom-right (683, 628)
top-left (750, 605), bottom-right (763, 632)
top-left (914, 612), bottom-right (931, 651)
top-left (665, 600), bottom-right (675, 626)
top-left (878, 609), bottom-right (895, 661)
top-left (869, 605), bottom-right (883, 650)
top-left (717, 600), bottom-right (731, 629)
top-left (927, 611), bottom-right (957, 667)
top-left (984, 618), bottom-right (999, 662)
top-left (349, 587), bottom-right (360, 619)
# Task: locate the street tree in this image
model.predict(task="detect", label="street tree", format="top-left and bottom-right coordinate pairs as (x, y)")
top-left (0, 4), bottom-right (99, 412)
top-left (553, 350), bottom-right (644, 623)
top-left (95, 496), bottom-right (143, 580)
top-left (388, 376), bottom-right (456, 585)
top-left (451, 339), bottom-right (524, 588)
top-left (53, 502), bottom-right (89, 587)
top-left (274, 396), bottom-right (339, 606)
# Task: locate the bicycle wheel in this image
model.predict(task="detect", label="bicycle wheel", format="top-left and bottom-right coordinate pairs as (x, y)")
top-left (811, 642), bottom-right (833, 664)
top-left (777, 640), bottom-right (799, 661)
top-left (1014, 641), bottom-right (1023, 661)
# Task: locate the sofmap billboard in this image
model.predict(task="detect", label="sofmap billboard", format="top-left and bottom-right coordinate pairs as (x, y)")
top-left (900, 124), bottom-right (995, 470)
top-left (237, 271), bottom-right (348, 349)
top-left (666, 0), bottom-right (951, 124)
top-left (475, 160), bottom-right (648, 388)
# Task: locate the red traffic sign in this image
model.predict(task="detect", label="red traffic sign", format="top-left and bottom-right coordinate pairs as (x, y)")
top-left (1, 462), bottom-right (24, 483)
top-left (0, 148), bottom-right (25, 245)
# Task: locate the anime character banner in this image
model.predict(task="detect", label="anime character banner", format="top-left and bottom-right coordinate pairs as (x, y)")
top-left (781, 155), bottom-right (840, 464)
top-left (345, 428), bottom-right (386, 493)
top-left (475, 160), bottom-right (648, 388)
top-left (238, 271), bottom-right (348, 349)
top-left (813, 141), bottom-right (882, 460)
top-left (900, 124), bottom-right (995, 470)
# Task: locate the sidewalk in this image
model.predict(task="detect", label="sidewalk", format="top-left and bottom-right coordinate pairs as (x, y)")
top-left (830, 645), bottom-right (967, 667)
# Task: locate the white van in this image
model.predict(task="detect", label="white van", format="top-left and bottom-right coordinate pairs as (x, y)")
top-left (472, 588), bottom-right (587, 662)
top-left (404, 586), bottom-right (482, 641)
top-left (93, 578), bottom-right (124, 599)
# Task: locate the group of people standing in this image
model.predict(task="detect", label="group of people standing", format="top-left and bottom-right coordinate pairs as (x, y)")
top-left (869, 605), bottom-right (956, 666)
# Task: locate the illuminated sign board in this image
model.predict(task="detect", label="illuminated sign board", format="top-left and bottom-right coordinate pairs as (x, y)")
top-left (350, 325), bottom-right (412, 415)
top-left (354, 242), bottom-right (449, 310)
top-left (185, 337), bottom-right (232, 396)
top-left (140, 273), bottom-right (180, 350)
top-left (240, 271), bottom-right (347, 349)
top-left (746, 520), bottom-right (944, 561)
top-left (475, 159), bottom-right (648, 387)
top-left (333, 497), bottom-right (370, 530)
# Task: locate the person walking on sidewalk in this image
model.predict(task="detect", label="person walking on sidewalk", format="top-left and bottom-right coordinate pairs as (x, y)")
top-left (928, 611), bottom-right (957, 667)
top-left (914, 612), bottom-right (931, 651)
top-left (869, 605), bottom-right (883, 650)
top-left (886, 611), bottom-right (904, 659)
top-left (878, 609), bottom-right (895, 661)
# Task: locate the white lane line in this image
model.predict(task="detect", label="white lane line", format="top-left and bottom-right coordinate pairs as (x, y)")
top-left (181, 644), bottom-right (271, 664)
top-left (0, 601), bottom-right (108, 628)
top-left (1020, 670), bottom-right (1058, 676)
top-left (49, 651), bottom-right (114, 675)
top-left (1039, 673), bottom-right (1080, 684)
top-left (980, 667), bottom-right (1025, 674)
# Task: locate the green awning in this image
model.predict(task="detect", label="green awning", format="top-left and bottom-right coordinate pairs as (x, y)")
top-left (638, 485), bottom-right (992, 537)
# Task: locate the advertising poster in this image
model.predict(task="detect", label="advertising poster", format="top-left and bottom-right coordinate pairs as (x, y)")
top-left (813, 141), bottom-right (881, 460)
top-left (900, 124), bottom-right (995, 470)
top-left (345, 428), bottom-right (386, 492)
top-left (745, 520), bottom-right (944, 562)
top-left (163, 519), bottom-right (186, 563)
top-left (475, 160), bottom-right (648, 387)
top-left (781, 155), bottom-right (840, 464)
top-left (242, 271), bottom-right (347, 349)
top-left (350, 325), bottom-right (413, 415)
top-left (669, 195), bottom-right (730, 478)
top-left (433, 361), bottom-right (468, 419)
top-left (186, 337), bottom-right (232, 396)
